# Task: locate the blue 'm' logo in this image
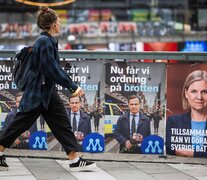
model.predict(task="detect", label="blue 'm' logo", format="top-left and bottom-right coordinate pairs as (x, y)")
top-left (141, 135), bottom-right (164, 154)
top-left (82, 133), bottom-right (104, 153)
top-left (29, 131), bottom-right (48, 150)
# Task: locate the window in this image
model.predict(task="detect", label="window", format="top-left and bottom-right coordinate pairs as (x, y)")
top-left (105, 104), bottom-right (110, 115)
top-left (111, 105), bottom-right (122, 115)
top-left (0, 102), bottom-right (10, 113)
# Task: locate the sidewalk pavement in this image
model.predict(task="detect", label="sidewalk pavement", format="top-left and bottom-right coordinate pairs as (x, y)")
top-left (1, 149), bottom-right (207, 180)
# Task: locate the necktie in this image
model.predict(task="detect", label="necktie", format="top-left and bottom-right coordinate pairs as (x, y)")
top-left (73, 113), bottom-right (77, 131)
top-left (131, 115), bottom-right (136, 136)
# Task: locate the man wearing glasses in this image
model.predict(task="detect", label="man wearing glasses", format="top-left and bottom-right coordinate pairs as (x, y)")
top-left (114, 95), bottom-right (151, 153)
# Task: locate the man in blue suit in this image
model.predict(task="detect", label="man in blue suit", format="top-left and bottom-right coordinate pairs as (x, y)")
top-left (66, 96), bottom-right (91, 151)
top-left (114, 95), bottom-right (151, 153)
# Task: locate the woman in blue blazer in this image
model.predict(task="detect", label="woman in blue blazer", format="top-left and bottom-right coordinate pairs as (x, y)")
top-left (166, 70), bottom-right (207, 158)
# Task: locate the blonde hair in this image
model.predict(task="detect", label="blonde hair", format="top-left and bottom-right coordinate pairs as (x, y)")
top-left (182, 70), bottom-right (207, 110)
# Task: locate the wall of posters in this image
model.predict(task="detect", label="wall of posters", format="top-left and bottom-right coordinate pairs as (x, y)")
top-left (0, 59), bottom-right (206, 158)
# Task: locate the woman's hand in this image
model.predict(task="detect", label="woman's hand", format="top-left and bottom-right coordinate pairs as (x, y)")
top-left (77, 88), bottom-right (84, 97)
top-left (72, 87), bottom-right (84, 97)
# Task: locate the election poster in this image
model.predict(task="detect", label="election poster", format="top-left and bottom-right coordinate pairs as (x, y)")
top-left (104, 61), bottom-right (166, 154)
top-left (166, 63), bottom-right (207, 158)
top-left (0, 60), bottom-right (105, 152)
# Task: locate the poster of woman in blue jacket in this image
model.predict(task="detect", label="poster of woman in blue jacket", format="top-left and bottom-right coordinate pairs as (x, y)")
top-left (166, 64), bottom-right (207, 158)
